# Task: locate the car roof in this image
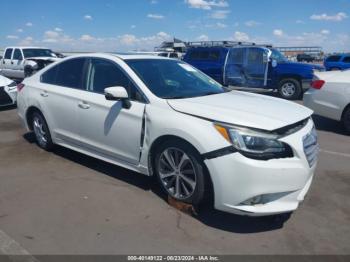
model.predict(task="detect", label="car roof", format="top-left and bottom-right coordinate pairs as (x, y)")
top-left (64, 53), bottom-right (173, 61)
top-left (5, 46), bottom-right (51, 49)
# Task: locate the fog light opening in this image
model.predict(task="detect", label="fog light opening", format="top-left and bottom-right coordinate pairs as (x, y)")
top-left (241, 195), bottom-right (263, 206)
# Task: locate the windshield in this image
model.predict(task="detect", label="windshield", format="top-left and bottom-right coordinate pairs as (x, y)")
top-left (23, 49), bottom-right (55, 58)
top-left (126, 59), bottom-right (226, 99)
top-left (270, 49), bottom-right (287, 62)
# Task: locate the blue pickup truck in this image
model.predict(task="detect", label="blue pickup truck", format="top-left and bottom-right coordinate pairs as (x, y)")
top-left (183, 42), bottom-right (324, 100)
top-left (324, 53), bottom-right (350, 71)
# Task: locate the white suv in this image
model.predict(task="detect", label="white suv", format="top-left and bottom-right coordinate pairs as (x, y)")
top-left (17, 54), bottom-right (319, 216)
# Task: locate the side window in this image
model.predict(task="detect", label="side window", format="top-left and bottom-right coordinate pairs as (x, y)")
top-left (4, 49), bottom-right (13, 59)
top-left (342, 56), bottom-right (350, 63)
top-left (326, 56), bottom-right (341, 62)
top-left (55, 58), bottom-right (86, 89)
top-left (87, 58), bottom-right (143, 102)
top-left (41, 65), bottom-right (59, 85)
top-left (13, 49), bottom-right (23, 60)
top-left (229, 48), bottom-right (244, 64)
top-left (247, 48), bottom-right (264, 64)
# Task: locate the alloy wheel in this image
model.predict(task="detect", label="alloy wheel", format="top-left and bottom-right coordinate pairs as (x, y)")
top-left (158, 148), bottom-right (197, 200)
top-left (33, 116), bottom-right (48, 147)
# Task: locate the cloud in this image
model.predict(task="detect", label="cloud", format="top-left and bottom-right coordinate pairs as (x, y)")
top-left (6, 35), bottom-right (19, 39)
top-left (296, 20), bottom-right (305, 24)
top-left (84, 15), bottom-right (93, 20)
top-left (321, 29), bottom-right (330, 35)
top-left (196, 34), bottom-right (209, 41)
top-left (232, 31), bottom-right (250, 41)
top-left (19, 36), bottom-right (34, 46)
top-left (17, 28), bottom-right (23, 33)
top-left (80, 34), bottom-right (95, 41)
top-left (210, 10), bottom-right (230, 19)
top-left (55, 27), bottom-right (63, 32)
top-left (26, 22), bottom-right (33, 27)
top-left (147, 14), bottom-right (165, 19)
top-left (185, 0), bottom-right (228, 10)
top-left (245, 20), bottom-right (261, 27)
top-left (131, 25), bottom-right (136, 29)
top-left (119, 34), bottom-right (138, 45)
top-left (44, 30), bottom-right (60, 38)
top-left (150, 0), bottom-right (158, 3)
top-left (310, 12), bottom-right (347, 21)
top-left (273, 29), bottom-right (284, 37)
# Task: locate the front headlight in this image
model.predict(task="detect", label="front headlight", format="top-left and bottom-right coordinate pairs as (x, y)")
top-left (214, 123), bottom-right (293, 160)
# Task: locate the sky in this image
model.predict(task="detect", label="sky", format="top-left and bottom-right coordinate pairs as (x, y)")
top-left (1, 0), bottom-right (349, 52)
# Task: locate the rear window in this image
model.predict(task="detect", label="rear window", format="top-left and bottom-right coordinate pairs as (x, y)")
top-left (41, 58), bottom-right (86, 89)
top-left (326, 56), bottom-right (341, 62)
top-left (342, 56), bottom-right (350, 63)
top-left (189, 50), bottom-right (220, 61)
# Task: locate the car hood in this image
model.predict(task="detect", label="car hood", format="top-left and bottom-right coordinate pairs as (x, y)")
top-left (283, 61), bottom-right (325, 71)
top-left (167, 91), bottom-right (313, 131)
top-left (0, 75), bottom-right (14, 87)
top-left (26, 56), bottom-right (60, 62)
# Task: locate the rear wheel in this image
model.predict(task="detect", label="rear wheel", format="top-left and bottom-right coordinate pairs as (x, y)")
top-left (154, 140), bottom-right (206, 205)
top-left (278, 78), bottom-right (302, 100)
top-left (32, 112), bottom-right (54, 150)
top-left (343, 107), bottom-right (350, 134)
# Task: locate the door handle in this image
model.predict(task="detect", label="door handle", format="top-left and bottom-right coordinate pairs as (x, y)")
top-left (40, 91), bottom-right (48, 97)
top-left (78, 101), bottom-right (90, 109)
top-left (11, 61), bottom-right (13, 65)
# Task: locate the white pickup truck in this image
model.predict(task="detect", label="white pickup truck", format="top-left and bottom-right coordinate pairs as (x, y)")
top-left (0, 47), bottom-right (61, 79)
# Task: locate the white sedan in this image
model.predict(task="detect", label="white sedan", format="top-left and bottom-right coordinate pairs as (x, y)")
top-left (0, 75), bottom-right (17, 106)
top-left (17, 54), bottom-right (319, 216)
top-left (304, 70), bottom-right (350, 133)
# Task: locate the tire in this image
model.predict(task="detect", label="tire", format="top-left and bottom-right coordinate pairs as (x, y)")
top-left (154, 140), bottom-right (207, 205)
top-left (278, 78), bottom-right (302, 100)
top-left (31, 112), bottom-right (54, 151)
top-left (343, 107), bottom-right (350, 134)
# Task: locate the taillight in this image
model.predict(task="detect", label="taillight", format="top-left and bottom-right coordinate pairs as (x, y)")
top-left (311, 80), bottom-right (325, 90)
top-left (17, 83), bottom-right (25, 92)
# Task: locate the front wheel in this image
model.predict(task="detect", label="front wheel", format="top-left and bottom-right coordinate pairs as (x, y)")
top-left (343, 107), bottom-right (350, 134)
top-left (278, 78), bottom-right (302, 100)
top-left (154, 140), bottom-right (207, 205)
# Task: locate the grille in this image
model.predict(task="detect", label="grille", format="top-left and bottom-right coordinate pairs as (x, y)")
top-left (303, 127), bottom-right (319, 167)
top-left (0, 86), bottom-right (13, 105)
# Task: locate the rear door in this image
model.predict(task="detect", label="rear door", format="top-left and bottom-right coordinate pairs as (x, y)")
top-left (341, 56), bottom-right (350, 70)
top-left (77, 57), bottom-right (146, 165)
top-left (38, 58), bottom-right (87, 144)
top-left (1, 48), bottom-right (13, 78)
top-left (224, 47), bottom-right (245, 86)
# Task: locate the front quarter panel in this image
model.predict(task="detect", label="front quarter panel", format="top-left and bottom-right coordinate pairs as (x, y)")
top-left (139, 103), bottom-right (230, 173)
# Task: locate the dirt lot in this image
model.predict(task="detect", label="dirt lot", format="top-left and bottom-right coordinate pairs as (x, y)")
top-left (0, 105), bottom-right (349, 255)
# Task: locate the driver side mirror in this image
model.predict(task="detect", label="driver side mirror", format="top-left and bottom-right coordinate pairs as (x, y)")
top-left (104, 86), bottom-right (131, 109)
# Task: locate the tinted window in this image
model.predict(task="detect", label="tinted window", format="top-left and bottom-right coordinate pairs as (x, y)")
top-left (41, 65), bottom-right (58, 85)
top-left (23, 49), bottom-right (54, 58)
top-left (13, 49), bottom-right (23, 60)
top-left (189, 50), bottom-right (220, 61)
top-left (247, 48), bottom-right (263, 64)
top-left (4, 49), bottom-right (12, 59)
top-left (229, 48), bottom-right (244, 64)
top-left (86, 58), bottom-right (143, 101)
top-left (169, 53), bottom-right (179, 58)
top-left (342, 56), bottom-right (350, 63)
top-left (326, 56), bottom-right (341, 62)
top-left (126, 59), bottom-right (225, 99)
top-left (41, 58), bottom-right (85, 88)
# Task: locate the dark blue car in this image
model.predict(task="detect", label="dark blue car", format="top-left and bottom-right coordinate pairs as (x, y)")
top-left (324, 54), bottom-right (350, 71)
top-left (183, 43), bottom-right (324, 100)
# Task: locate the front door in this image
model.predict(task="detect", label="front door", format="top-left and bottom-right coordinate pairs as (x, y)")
top-left (243, 47), bottom-right (269, 88)
top-left (224, 47), bottom-right (245, 86)
top-left (11, 49), bottom-right (25, 79)
top-left (77, 58), bottom-right (146, 165)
